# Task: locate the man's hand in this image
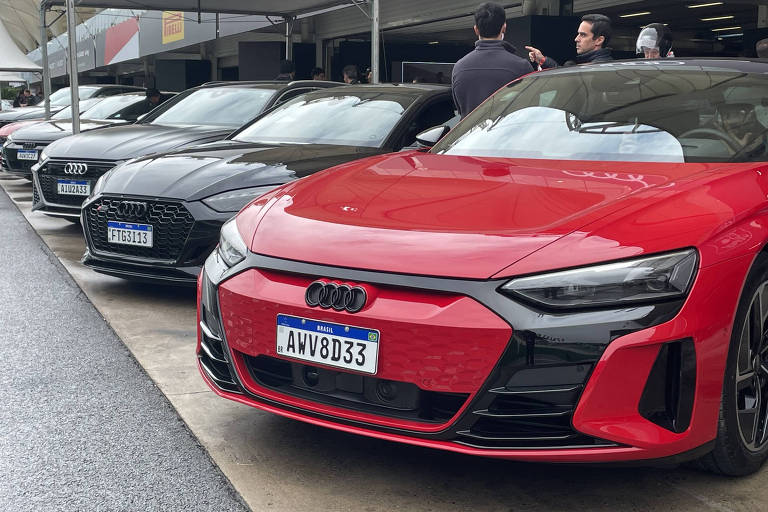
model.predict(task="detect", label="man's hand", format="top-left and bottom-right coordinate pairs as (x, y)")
top-left (525, 46), bottom-right (544, 63)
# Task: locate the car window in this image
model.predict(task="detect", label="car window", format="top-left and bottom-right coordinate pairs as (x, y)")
top-left (49, 86), bottom-right (101, 107)
top-left (81, 95), bottom-right (145, 120)
top-left (147, 87), bottom-right (276, 127)
top-left (233, 91), bottom-right (419, 147)
top-left (52, 97), bottom-right (104, 119)
top-left (399, 97), bottom-right (456, 148)
top-left (433, 70), bottom-right (768, 163)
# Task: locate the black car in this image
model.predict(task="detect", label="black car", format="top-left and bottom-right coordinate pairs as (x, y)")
top-left (31, 80), bottom-right (340, 220)
top-left (0, 85), bottom-right (145, 127)
top-left (2, 92), bottom-right (175, 178)
top-left (80, 84), bottom-right (457, 285)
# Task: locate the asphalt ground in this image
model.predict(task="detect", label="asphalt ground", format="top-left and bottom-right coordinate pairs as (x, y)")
top-left (2, 173), bottom-right (768, 511)
top-left (0, 183), bottom-right (248, 511)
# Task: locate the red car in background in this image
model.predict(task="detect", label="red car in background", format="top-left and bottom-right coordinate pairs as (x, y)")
top-left (198, 59), bottom-right (768, 475)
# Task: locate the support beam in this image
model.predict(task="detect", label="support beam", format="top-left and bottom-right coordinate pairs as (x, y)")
top-left (40, 3), bottom-right (51, 120)
top-left (371, 0), bottom-right (379, 83)
top-left (284, 16), bottom-right (295, 61)
top-left (65, 0), bottom-right (79, 134)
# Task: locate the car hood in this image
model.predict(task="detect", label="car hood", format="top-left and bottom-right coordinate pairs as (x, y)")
top-left (45, 123), bottom-right (233, 161)
top-left (100, 142), bottom-right (383, 201)
top-left (0, 120), bottom-right (41, 137)
top-left (247, 151), bottom-right (726, 279)
top-left (12, 119), bottom-right (117, 143)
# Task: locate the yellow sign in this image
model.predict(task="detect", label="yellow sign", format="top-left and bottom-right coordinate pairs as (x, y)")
top-left (162, 11), bottom-right (184, 44)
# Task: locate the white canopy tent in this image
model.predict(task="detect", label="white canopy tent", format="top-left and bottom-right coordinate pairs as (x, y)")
top-left (35, 0), bottom-right (381, 133)
top-left (0, 18), bottom-right (43, 72)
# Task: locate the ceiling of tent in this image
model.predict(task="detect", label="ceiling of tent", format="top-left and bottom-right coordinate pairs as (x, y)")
top-left (0, 17), bottom-right (42, 70)
top-left (0, 0), bottom-right (363, 53)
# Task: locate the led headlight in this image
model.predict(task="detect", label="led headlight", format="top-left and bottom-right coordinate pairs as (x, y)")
top-left (217, 217), bottom-right (248, 267)
top-left (202, 185), bottom-right (279, 213)
top-left (500, 249), bottom-right (698, 309)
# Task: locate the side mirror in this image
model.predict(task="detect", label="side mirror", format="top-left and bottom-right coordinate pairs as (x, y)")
top-left (135, 113), bottom-right (148, 123)
top-left (415, 125), bottom-right (450, 148)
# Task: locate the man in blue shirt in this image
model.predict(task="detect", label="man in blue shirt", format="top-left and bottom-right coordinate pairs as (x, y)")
top-left (451, 2), bottom-right (532, 118)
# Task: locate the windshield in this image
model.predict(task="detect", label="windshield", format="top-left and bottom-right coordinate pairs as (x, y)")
top-left (233, 92), bottom-right (417, 147)
top-left (433, 69), bottom-right (768, 163)
top-left (148, 87), bottom-right (276, 127)
top-left (49, 86), bottom-right (100, 107)
top-left (81, 95), bottom-right (144, 120)
top-left (51, 98), bottom-right (104, 120)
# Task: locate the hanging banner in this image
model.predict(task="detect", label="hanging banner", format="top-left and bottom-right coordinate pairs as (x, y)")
top-left (162, 11), bottom-right (184, 44)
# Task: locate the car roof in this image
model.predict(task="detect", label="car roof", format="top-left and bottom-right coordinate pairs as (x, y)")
top-left (198, 80), bottom-right (341, 90)
top-left (541, 57), bottom-right (768, 76)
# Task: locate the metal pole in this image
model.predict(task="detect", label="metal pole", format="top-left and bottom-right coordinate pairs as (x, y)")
top-left (39, 2), bottom-right (51, 120)
top-left (371, 0), bottom-right (379, 83)
top-left (65, 0), bottom-right (79, 134)
top-left (285, 16), bottom-right (294, 62)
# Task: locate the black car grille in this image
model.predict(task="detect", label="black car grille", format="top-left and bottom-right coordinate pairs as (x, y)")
top-left (32, 180), bottom-right (40, 204)
top-left (455, 364), bottom-right (613, 449)
top-left (244, 354), bottom-right (469, 424)
top-left (38, 159), bottom-right (115, 205)
top-left (3, 146), bottom-right (40, 173)
top-left (84, 197), bottom-right (194, 262)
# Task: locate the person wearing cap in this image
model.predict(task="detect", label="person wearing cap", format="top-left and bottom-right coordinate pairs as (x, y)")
top-left (636, 23), bottom-right (674, 59)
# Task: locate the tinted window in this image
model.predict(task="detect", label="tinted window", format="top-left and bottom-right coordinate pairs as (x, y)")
top-left (148, 87), bottom-right (276, 127)
top-left (81, 95), bottom-right (145, 120)
top-left (400, 98), bottom-right (456, 147)
top-left (51, 97), bottom-right (104, 119)
top-left (433, 69), bottom-right (768, 163)
top-left (234, 91), bottom-right (418, 147)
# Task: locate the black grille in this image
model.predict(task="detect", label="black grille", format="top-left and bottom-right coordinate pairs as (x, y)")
top-left (244, 354), bottom-right (469, 424)
top-left (198, 274), bottom-right (241, 394)
top-left (32, 180), bottom-right (40, 204)
top-left (456, 364), bottom-right (613, 449)
top-left (84, 197), bottom-right (194, 262)
top-left (3, 146), bottom-right (37, 173)
top-left (38, 158), bottom-right (114, 205)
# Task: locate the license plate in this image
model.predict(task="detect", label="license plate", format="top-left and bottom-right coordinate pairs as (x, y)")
top-left (17, 149), bottom-right (38, 161)
top-left (57, 179), bottom-right (90, 196)
top-left (276, 314), bottom-right (379, 374)
top-left (107, 221), bottom-right (153, 248)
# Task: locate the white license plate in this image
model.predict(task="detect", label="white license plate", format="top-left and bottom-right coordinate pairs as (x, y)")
top-left (276, 314), bottom-right (379, 374)
top-left (107, 221), bottom-right (153, 248)
top-left (17, 149), bottom-right (38, 161)
top-left (57, 179), bottom-right (90, 196)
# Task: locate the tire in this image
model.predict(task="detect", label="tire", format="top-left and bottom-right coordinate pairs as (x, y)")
top-left (694, 252), bottom-right (768, 475)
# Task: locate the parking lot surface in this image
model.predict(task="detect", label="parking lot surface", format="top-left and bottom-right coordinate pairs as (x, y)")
top-left (1, 174), bottom-right (767, 512)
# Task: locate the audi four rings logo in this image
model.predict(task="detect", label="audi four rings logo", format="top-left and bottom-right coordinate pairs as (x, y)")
top-left (305, 281), bottom-right (367, 313)
top-left (116, 201), bottom-right (148, 217)
top-left (63, 162), bottom-right (88, 175)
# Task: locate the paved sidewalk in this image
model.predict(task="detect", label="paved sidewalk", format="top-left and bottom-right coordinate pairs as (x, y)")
top-left (0, 186), bottom-right (248, 511)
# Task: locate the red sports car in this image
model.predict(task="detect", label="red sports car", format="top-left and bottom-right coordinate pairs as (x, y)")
top-left (197, 59), bottom-right (768, 475)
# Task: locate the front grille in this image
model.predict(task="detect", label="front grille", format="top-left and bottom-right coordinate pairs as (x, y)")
top-left (37, 158), bottom-right (113, 205)
top-left (244, 354), bottom-right (469, 424)
top-left (32, 180), bottom-right (40, 204)
top-left (84, 197), bottom-right (194, 262)
top-left (3, 146), bottom-right (38, 173)
top-left (456, 364), bottom-right (613, 449)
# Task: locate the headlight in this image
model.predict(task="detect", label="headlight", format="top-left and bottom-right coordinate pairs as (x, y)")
top-left (38, 147), bottom-right (50, 164)
top-left (91, 173), bottom-right (108, 197)
top-left (202, 185), bottom-right (280, 213)
top-left (500, 249), bottom-right (698, 309)
top-left (217, 217), bottom-right (248, 267)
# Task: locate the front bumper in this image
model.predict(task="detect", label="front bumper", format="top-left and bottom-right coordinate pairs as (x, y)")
top-left (2, 142), bottom-right (48, 178)
top-left (81, 194), bottom-right (233, 286)
top-left (196, 250), bottom-right (751, 463)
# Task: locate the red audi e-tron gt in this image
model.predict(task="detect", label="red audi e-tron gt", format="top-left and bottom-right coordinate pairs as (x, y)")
top-left (198, 59), bottom-right (768, 475)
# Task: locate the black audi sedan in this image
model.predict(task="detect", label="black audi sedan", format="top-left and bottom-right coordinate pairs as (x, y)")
top-left (0, 84), bottom-right (145, 127)
top-left (31, 80), bottom-right (340, 219)
top-left (3, 92), bottom-right (174, 178)
top-left (80, 84), bottom-right (457, 285)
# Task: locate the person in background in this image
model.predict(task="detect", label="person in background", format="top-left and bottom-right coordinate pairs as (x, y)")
top-left (451, 2), bottom-right (531, 118)
top-left (275, 60), bottom-right (295, 81)
top-left (342, 65), bottom-right (360, 84)
top-left (144, 88), bottom-right (162, 109)
top-left (13, 89), bottom-right (38, 108)
top-left (636, 23), bottom-right (674, 59)
top-left (757, 38), bottom-right (768, 58)
top-left (526, 13), bottom-right (613, 69)
top-left (311, 67), bottom-right (326, 80)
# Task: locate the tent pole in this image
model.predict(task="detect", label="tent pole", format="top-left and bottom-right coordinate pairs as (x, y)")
top-left (65, 0), bottom-right (79, 134)
top-left (285, 16), bottom-right (294, 62)
top-left (371, 0), bottom-right (379, 84)
top-left (40, 2), bottom-right (51, 120)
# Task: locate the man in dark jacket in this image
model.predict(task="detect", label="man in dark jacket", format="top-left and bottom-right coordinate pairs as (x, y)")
top-left (451, 2), bottom-right (532, 118)
top-left (526, 14), bottom-right (613, 68)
